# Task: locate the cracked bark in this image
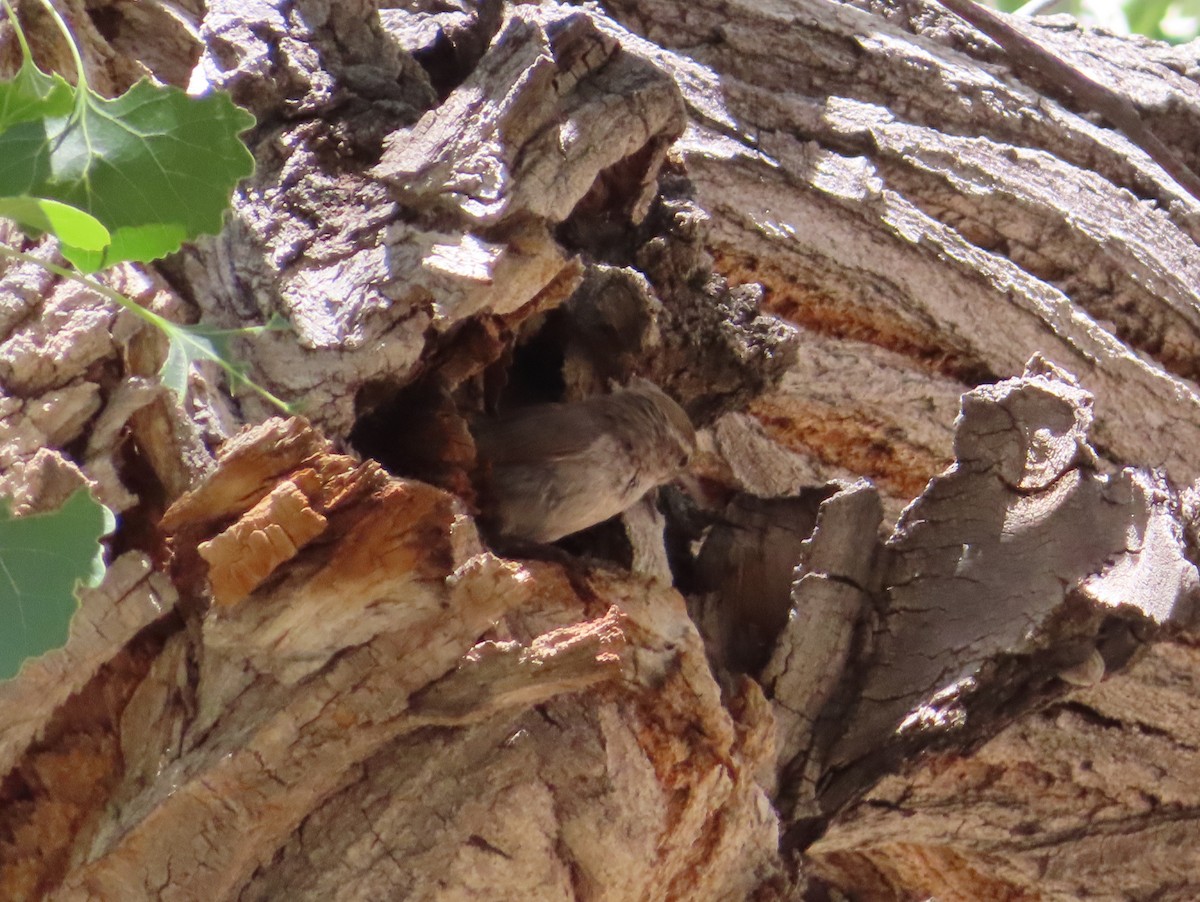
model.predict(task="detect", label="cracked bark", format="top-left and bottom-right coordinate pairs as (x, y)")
top-left (3, 0), bottom-right (1200, 900)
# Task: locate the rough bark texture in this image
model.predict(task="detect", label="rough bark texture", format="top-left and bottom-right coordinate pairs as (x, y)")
top-left (3, 0), bottom-right (1200, 899)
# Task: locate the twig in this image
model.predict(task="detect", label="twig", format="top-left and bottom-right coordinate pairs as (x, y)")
top-left (934, 0), bottom-right (1200, 205)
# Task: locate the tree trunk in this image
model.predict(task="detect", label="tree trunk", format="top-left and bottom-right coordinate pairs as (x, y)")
top-left (3, 0), bottom-right (1200, 899)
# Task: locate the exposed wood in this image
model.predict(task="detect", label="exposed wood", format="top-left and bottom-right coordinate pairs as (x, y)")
top-left (2, 0), bottom-right (1200, 899)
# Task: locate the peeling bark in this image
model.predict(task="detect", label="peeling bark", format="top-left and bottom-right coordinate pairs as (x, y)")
top-left (2, 0), bottom-right (1200, 899)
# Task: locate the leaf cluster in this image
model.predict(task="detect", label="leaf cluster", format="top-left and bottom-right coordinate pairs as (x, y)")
top-left (0, 1), bottom-right (285, 680)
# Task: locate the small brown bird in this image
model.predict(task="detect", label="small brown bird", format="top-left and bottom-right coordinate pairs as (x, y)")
top-left (472, 378), bottom-right (696, 543)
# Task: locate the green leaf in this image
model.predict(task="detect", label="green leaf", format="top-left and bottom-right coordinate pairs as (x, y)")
top-left (0, 79), bottom-right (255, 271)
top-left (0, 53), bottom-right (74, 131)
top-left (0, 195), bottom-right (109, 248)
top-left (63, 221), bottom-right (188, 272)
top-left (159, 321), bottom-right (243, 399)
top-left (0, 489), bottom-right (115, 682)
top-left (158, 317), bottom-right (299, 413)
top-left (1123, 0), bottom-right (1173, 35)
top-left (258, 312), bottom-right (293, 333)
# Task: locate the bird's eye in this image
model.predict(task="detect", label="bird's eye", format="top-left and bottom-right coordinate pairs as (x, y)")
top-left (678, 452), bottom-right (691, 468)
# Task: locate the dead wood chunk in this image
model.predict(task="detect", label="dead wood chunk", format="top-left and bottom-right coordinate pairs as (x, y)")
top-left (199, 477), bottom-right (330, 606)
top-left (410, 606), bottom-right (628, 723)
top-left (694, 489), bottom-right (831, 675)
top-left (827, 357), bottom-right (1200, 772)
top-left (382, 0), bottom-right (504, 97)
top-left (163, 418), bottom-right (484, 651)
top-left (162, 417), bottom-right (438, 612)
top-left (763, 481), bottom-right (882, 787)
top-left (374, 6), bottom-right (685, 227)
top-left (160, 417), bottom-right (338, 532)
top-left (557, 264), bottom-right (666, 390)
top-left (195, 476), bottom-right (484, 688)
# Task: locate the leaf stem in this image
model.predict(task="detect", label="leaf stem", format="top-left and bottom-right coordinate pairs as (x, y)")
top-left (35, 0), bottom-right (88, 95)
top-left (0, 242), bottom-right (294, 412)
top-left (0, 0), bottom-right (33, 62)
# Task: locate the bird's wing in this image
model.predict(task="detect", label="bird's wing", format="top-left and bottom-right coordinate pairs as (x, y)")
top-left (471, 402), bottom-right (605, 465)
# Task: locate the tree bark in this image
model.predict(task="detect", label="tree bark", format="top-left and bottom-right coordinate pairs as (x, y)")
top-left (2, 0), bottom-right (1200, 899)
